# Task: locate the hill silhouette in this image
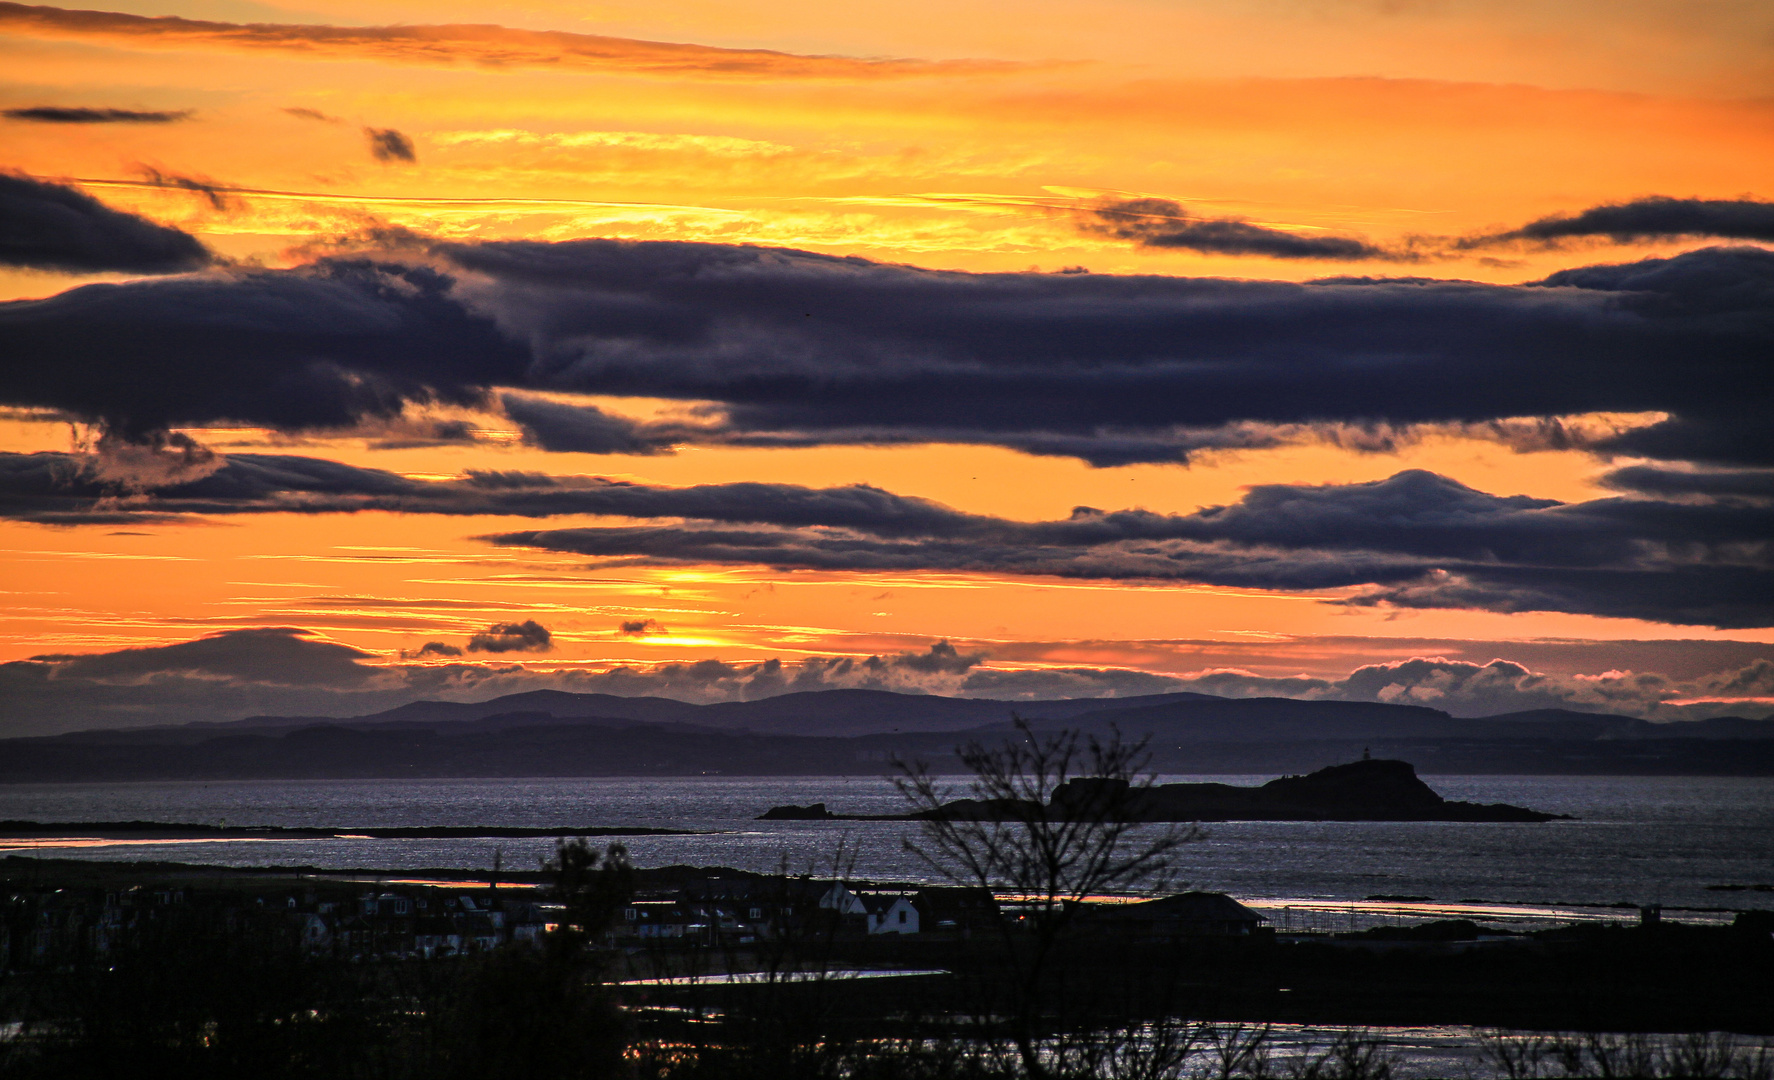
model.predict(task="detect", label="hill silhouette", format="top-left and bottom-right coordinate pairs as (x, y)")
top-left (2, 688), bottom-right (1768, 781)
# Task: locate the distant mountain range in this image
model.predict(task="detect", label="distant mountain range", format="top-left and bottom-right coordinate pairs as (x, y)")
top-left (82, 687), bottom-right (1774, 742)
top-left (2, 688), bottom-right (1769, 782)
top-left (243, 688), bottom-right (1229, 739)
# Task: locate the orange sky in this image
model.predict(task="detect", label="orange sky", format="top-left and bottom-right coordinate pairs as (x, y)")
top-left (3, 0), bottom-right (1772, 722)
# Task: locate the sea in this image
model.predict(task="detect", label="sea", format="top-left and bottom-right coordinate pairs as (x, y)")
top-left (2, 773), bottom-right (1769, 926)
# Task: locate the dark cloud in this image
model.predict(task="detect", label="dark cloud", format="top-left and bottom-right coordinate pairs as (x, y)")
top-left (955, 666), bottom-right (1192, 700)
top-left (1590, 415), bottom-right (1774, 468)
top-left (0, 259), bottom-right (525, 440)
top-left (3, 450), bottom-right (1769, 626)
top-left (365, 416), bottom-right (482, 450)
top-left (980, 634), bottom-right (1774, 685)
top-left (481, 468), bottom-right (1774, 627)
top-left (1343, 566), bottom-right (1774, 630)
top-left (566, 640), bottom-right (989, 702)
top-left (365, 127), bottom-right (416, 163)
top-left (1474, 196), bottom-right (1774, 246)
top-left (441, 240), bottom-right (1774, 468)
top-left (32, 627), bottom-right (378, 686)
top-left (618, 618), bottom-right (666, 636)
top-left (500, 393), bottom-right (684, 454)
top-left (283, 107), bottom-right (340, 123)
top-left (3, 106), bottom-right (192, 123)
top-left (0, 172), bottom-right (212, 274)
top-left (1601, 465), bottom-right (1774, 499)
top-left (489, 520), bottom-right (1425, 596)
top-left (0, 450), bottom-right (985, 526)
top-left (135, 167), bottom-right (236, 211)
top-left (467, 619), bottom-right (553, 654)
top-left (894, 639), bottom-right (984, 673)
top-left (77, 429), bottom-right (224, 495)
top-left (1175, 654), bottom-right (1774, 723)
top-left (2, 239), bottom-right (1771, 467)
top-left (1080, 197), bottom-right (1396, 260)
top-left (501, 397), bottom-right (1302, 467)
top-left (413, 641), bottom-right (463, 657)
top-left (0, 449), bottom-right (360, 525)
top-left (0, 626), bottom-right (421, 736)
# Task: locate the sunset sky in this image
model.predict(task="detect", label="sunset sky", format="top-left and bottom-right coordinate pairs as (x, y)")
top-left (2, 0), bottom-right (1772, 735)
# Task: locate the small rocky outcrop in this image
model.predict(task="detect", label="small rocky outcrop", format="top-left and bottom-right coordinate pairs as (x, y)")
top-left (769, 759), bottom-right (1568, 823)
top-left (1055, 758), bottom-right (1566, 822)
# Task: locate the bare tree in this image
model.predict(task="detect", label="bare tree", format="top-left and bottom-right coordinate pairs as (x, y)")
top-left (548, 837), bottom-right (633, 943)
top-left (894, 718), bottom-right (1203, 1080)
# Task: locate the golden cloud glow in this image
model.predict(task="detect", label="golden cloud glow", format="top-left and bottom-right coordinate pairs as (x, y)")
top-left (2, 0), bottom-right (1771, 712)
top-left (0, 2), bottom-right (1031, 79)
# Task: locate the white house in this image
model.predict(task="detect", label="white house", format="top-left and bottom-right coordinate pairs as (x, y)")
top-left (858, 892), bottom-right (920, 935)
top-left (818, 883), bottom-right (921, 933)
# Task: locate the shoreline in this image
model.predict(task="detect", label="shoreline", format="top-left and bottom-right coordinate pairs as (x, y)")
top-left (4, 853), bottom-right (1771, 1039)
top-left (0, 820), bottom-right (701, 841)
top-left (0, 853), bottom-right (1759, 926)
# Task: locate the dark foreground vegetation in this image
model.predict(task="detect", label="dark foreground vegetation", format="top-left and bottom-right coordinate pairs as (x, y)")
top-left (1, 851), bottom-right (1770, 1080)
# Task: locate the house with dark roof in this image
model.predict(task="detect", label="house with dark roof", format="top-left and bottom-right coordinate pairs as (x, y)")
top-left (913, 887), bottom-right (1001, 936)
top-left (856, 891), bottom-right (920, 935)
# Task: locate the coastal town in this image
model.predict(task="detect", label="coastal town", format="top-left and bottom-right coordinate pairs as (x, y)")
top-left (3, 850), bottom-right (1771, 1077)
top-left (1, 858), bottom-right (1277, 969)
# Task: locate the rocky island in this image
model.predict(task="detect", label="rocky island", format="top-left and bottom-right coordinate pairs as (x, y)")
top-left (759, 758), bottom-right (1568, 823)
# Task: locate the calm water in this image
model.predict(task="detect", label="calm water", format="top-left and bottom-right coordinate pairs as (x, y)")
top-left (2, 774), bottom-right (1770, 920)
